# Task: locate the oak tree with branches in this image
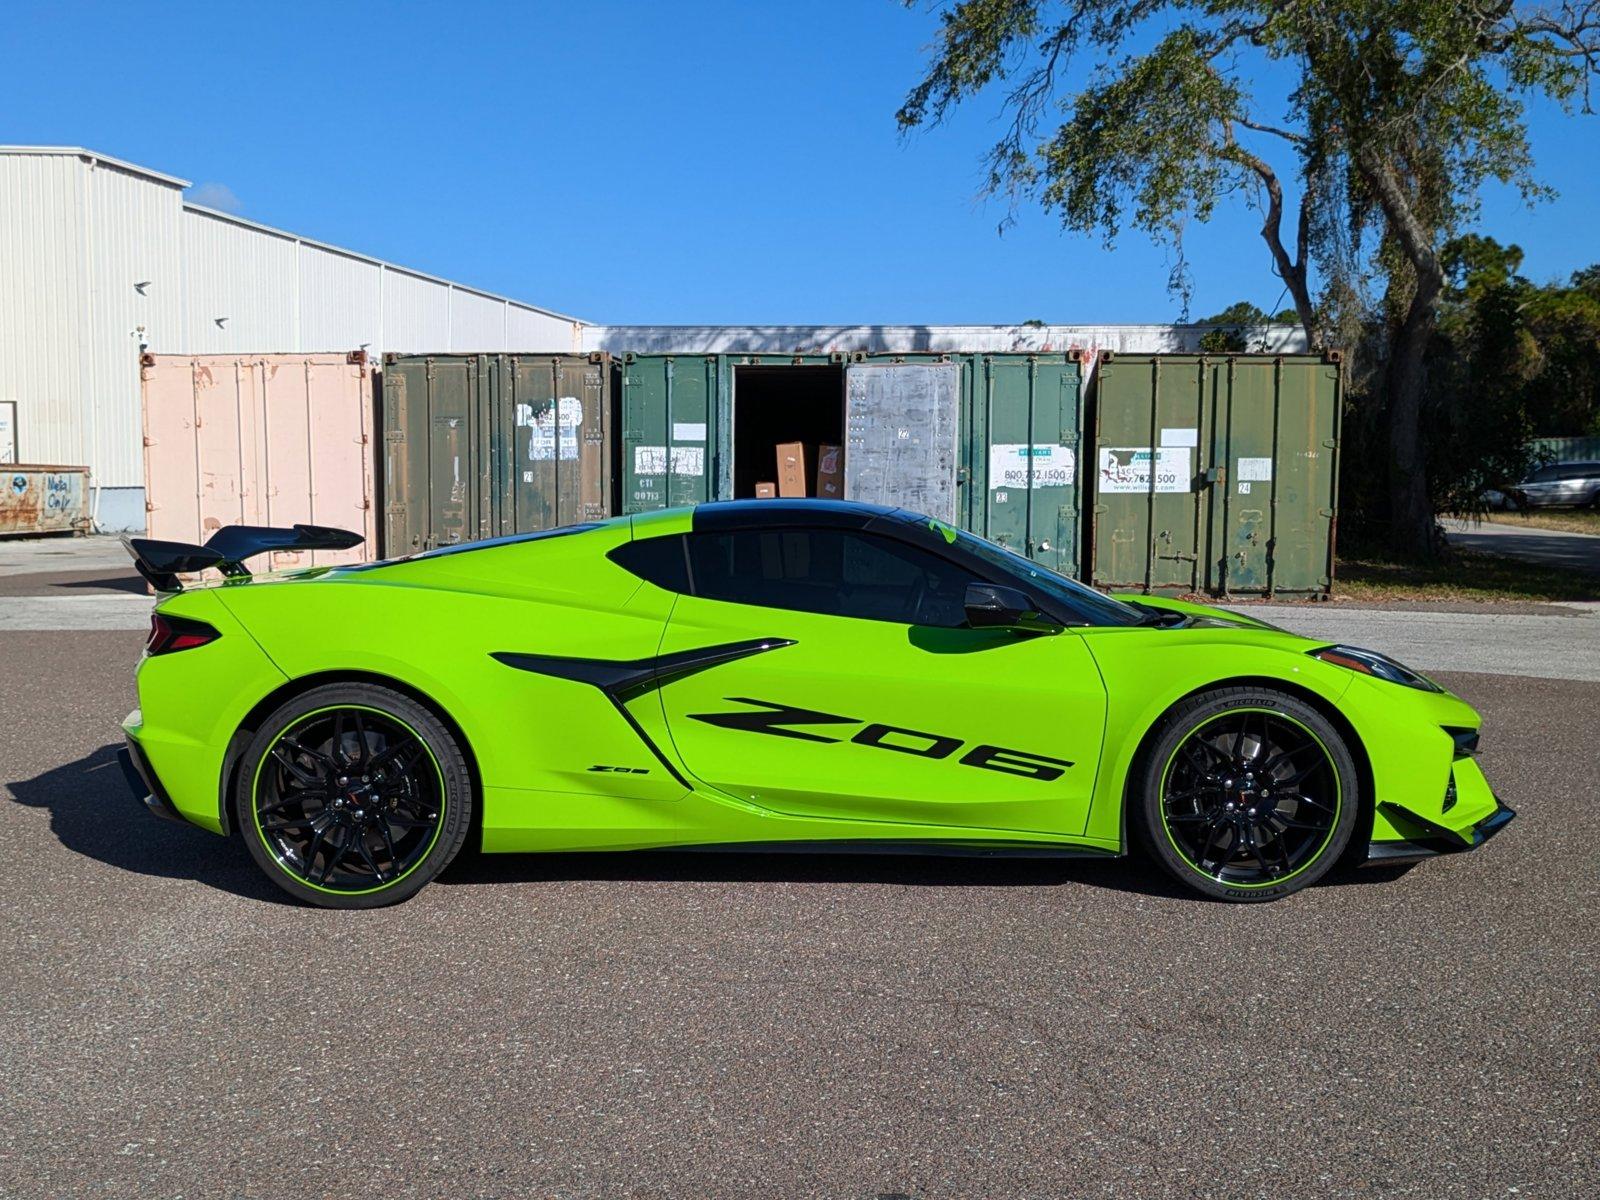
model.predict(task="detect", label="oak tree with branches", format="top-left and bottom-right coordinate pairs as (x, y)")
top-left (899, 0), bottom-right (1600, 558)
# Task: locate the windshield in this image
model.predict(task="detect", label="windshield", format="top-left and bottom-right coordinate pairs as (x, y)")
top-left (951, 529), bottom-right (1145, 627)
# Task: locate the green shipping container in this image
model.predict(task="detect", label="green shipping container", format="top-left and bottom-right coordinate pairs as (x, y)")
top-left (381, 353), bottom-right (611, 554)
top-left (1090, 353), bottom-right (1341, 596)
top-left (617, 351), bottom-right (1085, 577)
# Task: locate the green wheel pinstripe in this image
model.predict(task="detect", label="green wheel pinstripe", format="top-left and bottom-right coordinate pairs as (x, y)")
top-left (1157, 707), bottom-right (1342, 890)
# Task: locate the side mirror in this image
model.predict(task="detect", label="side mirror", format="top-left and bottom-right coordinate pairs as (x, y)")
top-left (964, 582), bottom-right (1063, 634)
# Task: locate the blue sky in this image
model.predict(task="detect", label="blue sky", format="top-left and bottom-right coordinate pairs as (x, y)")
top-left (5, 0), bottom-right (1596, 325)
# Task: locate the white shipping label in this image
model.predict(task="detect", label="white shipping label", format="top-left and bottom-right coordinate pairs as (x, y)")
top-left (671, 422), bottom-right (707, 443)
top-left (1098, 447), bottom-right (1192, 494)
top-left (1237, 456), bottom-right (1274, 482)
top-left (527, 397), bottom-right (583, 462)
top-left (989, 443), bottom-right (1076, 489)
top-left (1160, 426), bottom-right (1199, 448)
top-left (633, 445), bottom-right (705, 477)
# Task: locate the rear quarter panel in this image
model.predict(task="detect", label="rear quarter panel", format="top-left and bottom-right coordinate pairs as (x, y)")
top-left (210, 528), bottom-right (690, 822)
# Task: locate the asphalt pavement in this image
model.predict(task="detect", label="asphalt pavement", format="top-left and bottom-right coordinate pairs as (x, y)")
top-left (1, 627), bottom-right (1594, 1199)
top-left (1443, 516), bottom-right (1600, 577)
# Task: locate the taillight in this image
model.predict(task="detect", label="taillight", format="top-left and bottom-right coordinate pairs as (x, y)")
top-left (146, 613), bottom-right (221, 656)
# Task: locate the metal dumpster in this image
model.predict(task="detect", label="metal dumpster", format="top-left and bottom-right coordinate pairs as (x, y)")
top-left (382, 353), bottom-right (612, 553)
top-left (0, 465), bottom-right (91, 536)
top-left (617, 350), bottom-right (1087, 577)
top-left (141, 353), bottom-right (378, 570)
top-left (1090, 353), bottom-right (1341, 596)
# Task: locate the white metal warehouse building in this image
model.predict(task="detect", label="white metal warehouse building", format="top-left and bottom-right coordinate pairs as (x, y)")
top-left (0, 146), bottom-right (582, 530)
top-left (1, 145), bottom-right (1308, 533)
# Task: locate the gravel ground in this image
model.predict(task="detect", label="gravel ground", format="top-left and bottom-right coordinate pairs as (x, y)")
top-left (0, 630), bottom-right (1594, 1199)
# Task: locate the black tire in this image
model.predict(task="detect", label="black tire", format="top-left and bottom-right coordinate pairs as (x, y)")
top-left (1132, 687), bottom-right (1360, 902)
top-left (236, 683), bottom-right (473, 909)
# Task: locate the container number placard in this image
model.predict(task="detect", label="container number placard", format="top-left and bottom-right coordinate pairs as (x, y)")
top-left (1098, 447), bottom-right (1191, 493)
top-left (989, 444), bottom-right (1076, 489)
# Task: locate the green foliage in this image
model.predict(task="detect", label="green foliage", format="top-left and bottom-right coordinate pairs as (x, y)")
top-left (900, 1), bottom-right (1600, 555)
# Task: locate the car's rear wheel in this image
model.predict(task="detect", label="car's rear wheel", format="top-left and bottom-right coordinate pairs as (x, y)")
top-left (1134, 688), bottom-right (1359, 902)
top-left (237, 683), bottom-right (473, 909)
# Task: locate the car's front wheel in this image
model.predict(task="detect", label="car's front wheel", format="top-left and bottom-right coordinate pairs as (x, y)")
top-left (1134, 687), bottom-right (1359, 902)
top-left (236, 683), bottom-right (473, 909)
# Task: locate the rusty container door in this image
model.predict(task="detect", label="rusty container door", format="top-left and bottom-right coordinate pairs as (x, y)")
top-left (384, 353), bottom-right (613, 554)
top-left (382, 355), bottom-right (485, 553)
top-left (962, 352), bottom-right (1084, 578)
top-left (1207, 355), bottom-right (1341, 596)
top-left (502, 354), bottom-right (612, 531)
top-left (1090, 356), bottom-right (1211, 592)
top-left (141, 353), bottom-right (377, 571)
top-left (617, 353), bottom-right (721, 514)
top-left (0, 465), bottom-right (91, 536)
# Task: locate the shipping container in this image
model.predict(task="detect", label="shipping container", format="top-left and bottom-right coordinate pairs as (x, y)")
top-left (1090, 353), bottom-right (1341, 596)
top-left (0, 464), bottom-right (91, 536)
top-left (617, 351), bottom-right (1085, 576)
top-left (140, 353), bottom-right (377, 571)
top-left (1527, 435), bottom-right (1600, 464)
top-left (382, 353), bottom-right (611, 553)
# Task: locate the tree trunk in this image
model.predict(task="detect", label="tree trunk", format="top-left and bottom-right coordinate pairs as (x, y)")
top-left (1354, 148), bottom-right (1445, 560)
top-left (1385, 289), bottom-right (1440, 560)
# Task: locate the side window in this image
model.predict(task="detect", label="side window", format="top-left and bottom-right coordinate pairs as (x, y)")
top-left (608, 535), bottom-right (691, 593)
top-left (686, 529), bottom-right (978, 627)
top-left (1531, 466), bottom-right (1564, 482)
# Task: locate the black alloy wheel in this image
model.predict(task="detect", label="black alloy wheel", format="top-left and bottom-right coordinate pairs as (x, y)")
top-left (237, 684), bottom-right (472, 908)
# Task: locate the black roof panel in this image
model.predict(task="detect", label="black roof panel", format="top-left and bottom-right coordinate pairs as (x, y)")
top-left (690, 499), bottom-right (901, 533)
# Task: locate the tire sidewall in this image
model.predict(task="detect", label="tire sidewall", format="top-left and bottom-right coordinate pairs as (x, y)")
top-left (1134, 688), bottom-right (1360, 903)
top-left (236, 683), bottom-right (473, 909)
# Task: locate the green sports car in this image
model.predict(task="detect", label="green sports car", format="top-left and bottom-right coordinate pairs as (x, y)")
top-left (119, 500), bottom-right (1513, 908)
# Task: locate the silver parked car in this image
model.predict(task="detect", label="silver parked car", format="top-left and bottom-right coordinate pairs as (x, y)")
top-left (1504, 461), bottom-right (1600, 509)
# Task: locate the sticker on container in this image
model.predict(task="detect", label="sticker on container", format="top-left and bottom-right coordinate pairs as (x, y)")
top-left (672, 422), bottom-right (707, 443)
top-left (1238, 481), bottom-right (1252, 495)
top-left (669, 446), bottom-right (705, 476)
top-left (527, 397), bottom-right (583, 461)
top-left (1160, 427), bottom-right (1199, 448)
top-left (1097, 447), bottom-right (1191, 493)
top-left (989, 444), bottom-right (1076, 489)
top-left (633, 445), bottom-right (704, 477)
top-left (1237, 456), bottom-right (1273, 481)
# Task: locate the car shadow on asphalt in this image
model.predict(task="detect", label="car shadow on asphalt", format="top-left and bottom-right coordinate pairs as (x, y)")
top-left (10, 744), bottom-right (1412, 905)
top-left (7, 743), bottom-right (292, 905)
top-left (439, 844), bottom-right (1412, 900)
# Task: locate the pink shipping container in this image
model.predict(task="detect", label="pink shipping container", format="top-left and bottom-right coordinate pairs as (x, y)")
top-left (140, 352), bottom-right (378, 574)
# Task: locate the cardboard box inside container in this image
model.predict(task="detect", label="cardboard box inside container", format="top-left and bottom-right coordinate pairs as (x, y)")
top-left (776, 442), bottom-right (808, 497)
top-left (815, 443), bottom-right (843, 499)
top-left (755, 482), bottom-right (776, 499)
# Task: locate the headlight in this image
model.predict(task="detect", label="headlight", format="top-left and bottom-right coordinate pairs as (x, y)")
top-left (1309, 644), bottom-right (1441, 692)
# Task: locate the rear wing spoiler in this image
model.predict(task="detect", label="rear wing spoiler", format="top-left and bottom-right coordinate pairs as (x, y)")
top-left (122, 523), bottom-right (364, 593)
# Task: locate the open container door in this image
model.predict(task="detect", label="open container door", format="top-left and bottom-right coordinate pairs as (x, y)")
top-left (842, 362), bottom-right (960, 524)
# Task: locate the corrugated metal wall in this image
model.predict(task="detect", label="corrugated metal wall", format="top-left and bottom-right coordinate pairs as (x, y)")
top-left (0, 146), bottom-right (583, 528)
top-left (582, 324), bottom-right (1311, 358)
